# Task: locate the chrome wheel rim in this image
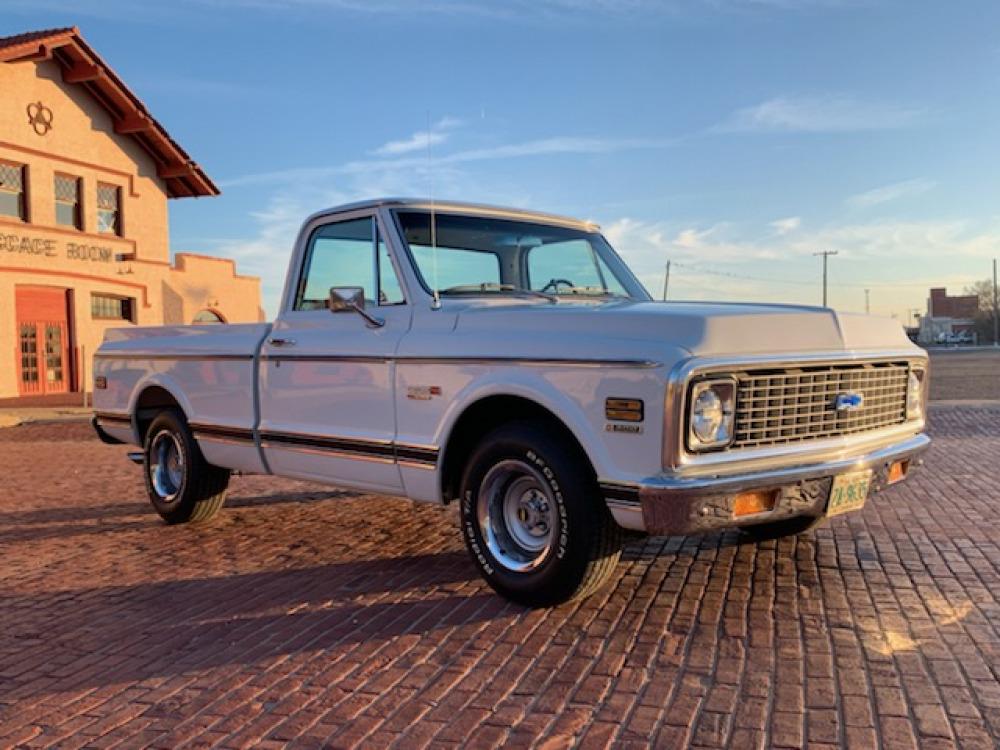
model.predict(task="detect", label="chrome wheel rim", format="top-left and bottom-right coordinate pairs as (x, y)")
top-left (477, 459), bottom-right (556, 573)
top-left (149, 430), bottom-right (184, 502)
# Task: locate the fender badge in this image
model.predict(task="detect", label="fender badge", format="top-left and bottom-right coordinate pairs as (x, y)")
top-left (407, 385), bottom-right (442, 401)
top-left (606, 423), bottom-right (643, 434)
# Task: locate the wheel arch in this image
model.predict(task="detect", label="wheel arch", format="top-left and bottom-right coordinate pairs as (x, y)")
top-left (130, 378), bottom-right (192, 445)
top-left (438, 393), bottom-right (598, 505)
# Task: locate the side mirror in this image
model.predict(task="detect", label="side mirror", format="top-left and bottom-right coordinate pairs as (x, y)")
top-left (328, 287), bottom-right (385, 328)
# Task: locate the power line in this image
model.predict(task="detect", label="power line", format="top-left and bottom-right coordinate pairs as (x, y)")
top-left (667, 260), bottom-right (981, 290)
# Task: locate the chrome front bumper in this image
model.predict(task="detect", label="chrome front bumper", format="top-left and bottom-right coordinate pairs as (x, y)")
top-left (601, 433), bottom-right (930, 536)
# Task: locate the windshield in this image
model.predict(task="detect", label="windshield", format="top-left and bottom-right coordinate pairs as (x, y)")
top-left (394, 210), bottom-right (648, 300)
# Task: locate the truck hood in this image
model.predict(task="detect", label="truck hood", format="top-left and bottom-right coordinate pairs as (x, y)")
top-left (451, 299), bottom-right (917, 358)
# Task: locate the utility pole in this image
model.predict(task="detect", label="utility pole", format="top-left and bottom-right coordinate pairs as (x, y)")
top-left (993, 258), bottom-right (998, 346)
top-left (813, 250), bottom-right (838, 307)
top-left (662, 260), bottom-right (671, 301)
top-left (864, 288), bottom-right (870, 315)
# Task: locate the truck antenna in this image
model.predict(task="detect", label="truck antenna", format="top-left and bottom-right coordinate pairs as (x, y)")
top-left (428, 111), bottom-right (441, 311)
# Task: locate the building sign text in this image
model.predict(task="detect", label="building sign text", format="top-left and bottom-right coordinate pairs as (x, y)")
top-left (2, 233), bottom-right (114, 263)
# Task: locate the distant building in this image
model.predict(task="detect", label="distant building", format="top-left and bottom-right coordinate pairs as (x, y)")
top-left (0, 27), bottom-right (262, 399)
top-left (918, 287), bottom-right (979, 344)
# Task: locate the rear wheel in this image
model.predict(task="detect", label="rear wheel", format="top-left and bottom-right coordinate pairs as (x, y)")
top-left (143, 410), bottom-right (229, 524)
top-left (739, 514), bottom-right (824, 541)
top-left (459, 422), bottom-right (623, 607)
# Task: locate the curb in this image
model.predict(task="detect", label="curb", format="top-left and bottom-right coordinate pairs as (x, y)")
top-left (928, 400), bottom-right (1000, 408)
top-left (0, 412), bottom-right (91, 429)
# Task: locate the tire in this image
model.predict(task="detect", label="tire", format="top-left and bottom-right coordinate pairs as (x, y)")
top-left (459, 421), bottom-right (623, 607)
top-left (143, 409), bottom-right (229, 525)
top-left (739, 514), bottom-right (824, 541)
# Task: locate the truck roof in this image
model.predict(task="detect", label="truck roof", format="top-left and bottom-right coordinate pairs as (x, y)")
top-left (310, 198), bottom-right (600, 232)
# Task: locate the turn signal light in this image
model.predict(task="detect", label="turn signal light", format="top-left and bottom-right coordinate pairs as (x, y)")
top-left (605, 398), bottom-right (644, 422)
top-left (733, 489), bottom-right (778, 517)
top-left (887, 460), bottom-right (909, 485)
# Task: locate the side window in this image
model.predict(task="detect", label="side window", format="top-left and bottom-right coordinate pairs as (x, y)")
top-left (377, 227), bottom-right (405, 305)
top-left (294, 217), bottom-right (407, 311)
top-left (296, 218), bottom-right (374, 311)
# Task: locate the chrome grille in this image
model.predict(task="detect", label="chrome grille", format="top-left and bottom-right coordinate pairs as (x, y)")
top-left (731, 361), bottom-right (909, 449)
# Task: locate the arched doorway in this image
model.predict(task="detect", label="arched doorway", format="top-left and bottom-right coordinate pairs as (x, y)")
top-left (192, 309), bottom-right (226, 324)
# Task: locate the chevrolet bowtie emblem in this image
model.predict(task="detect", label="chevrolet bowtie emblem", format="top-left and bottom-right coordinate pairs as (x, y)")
top-left (835, 392), bottom-right (864, 412)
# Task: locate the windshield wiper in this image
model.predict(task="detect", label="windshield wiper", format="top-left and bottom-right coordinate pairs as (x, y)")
top-left (558, 286), bottom-right (630, 299)
top-left (439, 283), bottom-right (557, 303)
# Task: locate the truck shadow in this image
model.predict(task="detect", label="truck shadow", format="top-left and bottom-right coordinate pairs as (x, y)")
top-left (0, 490), bottom-right (363, 544)
top-left (0, 550), bottom-right (499, 700)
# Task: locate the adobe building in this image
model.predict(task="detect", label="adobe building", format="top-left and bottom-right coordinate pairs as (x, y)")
top-left (0, 27), bottom-right (262, 399)
top-left (917, 287), bottom-right (980, 344)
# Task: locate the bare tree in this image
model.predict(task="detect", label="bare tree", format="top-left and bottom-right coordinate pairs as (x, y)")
top-left (963, 279), bottom-right (999, 343)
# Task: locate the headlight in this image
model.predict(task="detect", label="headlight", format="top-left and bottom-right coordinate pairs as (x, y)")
top-left (907, 369), bottom-right (925, 420)
top-left (688, 378), bottom-right (736, 451)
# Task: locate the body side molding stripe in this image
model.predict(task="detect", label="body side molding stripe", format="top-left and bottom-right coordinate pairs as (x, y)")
top-left (98, 352), bottom-right (658, 368)
top-left (95, 353), bottom-right (255, 361)
top-left (94, 411), bottom-right (131, 425)
top-left (190, 421), bottom-right (440, 467)
top-left (262, 354), bottom-right (660, 368)
top-left (598, 480), bottom-right (642, 504)
top-left (190, 423), bottom-right (256, 443)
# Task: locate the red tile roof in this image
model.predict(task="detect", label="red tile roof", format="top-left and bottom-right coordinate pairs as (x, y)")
top-left (0, 27), bottom-right (219, 198)
top-left (0, 27), bottom-right (76, 52)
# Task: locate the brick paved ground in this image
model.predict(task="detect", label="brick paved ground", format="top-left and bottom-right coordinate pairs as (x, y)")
top-left (928, 349), bottom-right (1000, 402)
top-left (0, 407), bottom-right (998, 749)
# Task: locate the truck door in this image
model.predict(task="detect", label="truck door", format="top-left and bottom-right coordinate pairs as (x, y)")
top-left (257, 210), bottom-right (411, 493)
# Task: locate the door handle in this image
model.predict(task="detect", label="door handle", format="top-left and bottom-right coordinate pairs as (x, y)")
top-left (268, 337), bottom-right (296, 347)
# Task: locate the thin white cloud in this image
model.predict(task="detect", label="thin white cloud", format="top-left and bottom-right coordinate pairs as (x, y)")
top-left (770, 216), bottom-right (801, 235)
top-left (6, 0), bottom-right (867, 21)
top-left (602, 215), bottom-right (999, 314)
top-left (716, 95), bottom-right (923, 134)
top-left (221, 135), bottom-right (679, 188)
top-left (371, 117), bottom-right (463, 157)
top-left (373, 131), bottom-right (448, 157)
top-left (846, 178), bottom-right (936, 209)
top-left (187, 0), bottom-right (865, 15)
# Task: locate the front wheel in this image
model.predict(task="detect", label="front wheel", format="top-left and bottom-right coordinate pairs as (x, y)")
top-left (143, 410), bottom-right (230, 524)
top-left (459, 422), bottom-right (623, 607)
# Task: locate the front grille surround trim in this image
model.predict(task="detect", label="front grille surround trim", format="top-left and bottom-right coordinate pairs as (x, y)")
top-left (664, 350), bottom-right (928, 473)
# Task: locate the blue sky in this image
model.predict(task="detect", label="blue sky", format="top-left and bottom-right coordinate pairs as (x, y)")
top-left (8, 0), bottom-right (1000, 320)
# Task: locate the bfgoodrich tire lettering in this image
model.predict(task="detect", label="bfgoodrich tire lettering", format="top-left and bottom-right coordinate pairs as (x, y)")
top-left (143, 409), bottom-right (230, 525)
top-left (459, 421), bottom-right (623, 607)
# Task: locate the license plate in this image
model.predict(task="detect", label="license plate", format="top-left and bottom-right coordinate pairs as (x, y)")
top-left (826, 470), bottom-right (872, 517)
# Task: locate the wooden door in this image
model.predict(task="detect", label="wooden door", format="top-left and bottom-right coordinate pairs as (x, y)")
top-left (15, 287), bottom-right (71, 396)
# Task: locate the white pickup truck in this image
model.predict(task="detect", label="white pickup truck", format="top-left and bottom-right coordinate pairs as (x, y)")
top-left (93, 198), bottom-right (930, 606)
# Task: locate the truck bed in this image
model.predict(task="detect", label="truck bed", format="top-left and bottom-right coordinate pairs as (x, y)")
top-left (93, 322), bottom-right (272, 472)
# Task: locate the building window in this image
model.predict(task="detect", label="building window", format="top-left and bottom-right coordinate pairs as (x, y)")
top-left (193, 309), bottom-right (226, 324)
top-left (0, 161), bottom-right (26, 221)
top-left (96, 182), bottom-right (121, 235)
top-left (91, 293), bottom-right (135, 322)
top-left (19, 324), bottom-right (39, 384)
top-left (54, 173), bottom-right (82, 229)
